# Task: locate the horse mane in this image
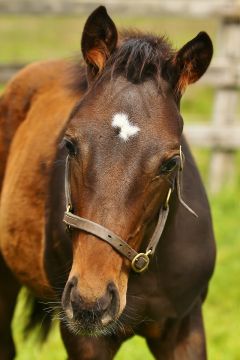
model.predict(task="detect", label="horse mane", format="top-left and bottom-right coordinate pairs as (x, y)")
top-left (68, 31), bottom-right (174, 93)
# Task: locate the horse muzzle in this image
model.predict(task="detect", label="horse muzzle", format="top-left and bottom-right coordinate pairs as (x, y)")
top-left (61, 276), bottom-right (120, 334)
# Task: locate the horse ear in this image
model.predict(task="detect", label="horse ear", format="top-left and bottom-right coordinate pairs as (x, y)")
top-left (172, 32), bottom-right (213, 95)
top-left (81, 6), bottom-right (118, 78)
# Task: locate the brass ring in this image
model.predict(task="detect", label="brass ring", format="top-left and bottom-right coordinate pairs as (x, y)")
top-left (131, 251), bottom-right (151, 273)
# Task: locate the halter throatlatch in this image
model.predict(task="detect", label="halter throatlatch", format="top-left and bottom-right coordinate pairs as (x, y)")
top-left (63, 146), bottom-right (196, 273)
top-left (176, 147), bottom-right (198, 218)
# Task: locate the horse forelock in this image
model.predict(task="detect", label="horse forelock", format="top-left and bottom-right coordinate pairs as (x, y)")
top-left (109, 31), bottom-right (174, 85)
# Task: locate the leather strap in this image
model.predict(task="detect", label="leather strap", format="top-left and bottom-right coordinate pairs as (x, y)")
top-left (63, 155), bottom-right (171, 273)
top-left (63, 205), bottom-right (169, 271)
top-left (63, 211), bottom-right (139, 262)
top-left (65, 155), bottom-right (72, 211)
top-left (145, 205), bottom-right (169, 254)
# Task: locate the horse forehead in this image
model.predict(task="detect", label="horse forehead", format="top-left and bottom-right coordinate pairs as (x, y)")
top-left (105, 78), bottom-right (163, 112)
top-left (89, 80), bottom-right (176, 128)
top-left (70, 77), bottom-right (180, 144)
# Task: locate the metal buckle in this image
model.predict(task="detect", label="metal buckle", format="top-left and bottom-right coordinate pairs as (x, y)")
top-left (65, 205), bottom-right (72, 232)
top-left (131, 250), bottom-right (152, 273)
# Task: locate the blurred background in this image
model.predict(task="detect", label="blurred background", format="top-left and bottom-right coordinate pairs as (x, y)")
top-left (0, 0), bottom-right (240, 359)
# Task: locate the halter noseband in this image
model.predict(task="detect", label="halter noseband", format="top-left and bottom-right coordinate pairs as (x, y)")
top-left (63, 149), bottom-right (184, 273)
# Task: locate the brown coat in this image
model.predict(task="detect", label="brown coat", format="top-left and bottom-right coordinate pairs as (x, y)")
top-left (0, 60), bottom-right (80, 297)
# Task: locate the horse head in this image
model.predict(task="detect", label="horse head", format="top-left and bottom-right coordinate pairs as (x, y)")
top-left (61, 6), bottom-right (213, 336)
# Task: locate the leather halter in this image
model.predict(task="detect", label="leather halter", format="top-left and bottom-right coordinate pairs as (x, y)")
top-left (63, 153), bottom-right (182, 273)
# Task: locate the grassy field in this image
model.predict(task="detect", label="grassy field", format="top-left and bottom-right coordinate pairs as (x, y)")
top-left (1, 12), bottom-right (240, 360)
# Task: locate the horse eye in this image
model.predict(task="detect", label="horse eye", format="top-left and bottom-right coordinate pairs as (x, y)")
top-left (64, 138), bottom-right (77, 156)
top-left (160, 156), bottom-right (179, 174)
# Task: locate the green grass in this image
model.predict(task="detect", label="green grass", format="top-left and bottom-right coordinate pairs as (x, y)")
top-left (205, 178), bottom-right (240, 359)
top-left (192, 150), bottom-right (240, 359)
top-left (1, 13), bottom-right (239, 359)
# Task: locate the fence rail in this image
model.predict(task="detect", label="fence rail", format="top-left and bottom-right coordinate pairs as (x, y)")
top-left (0, 64), bottom-right (25, 83)
top-left (185, 125), bottom-right (240, 149)
top-left (0, 0), bottom-right (240, 17)
top-left (1, 0), bottom-right (240, 191)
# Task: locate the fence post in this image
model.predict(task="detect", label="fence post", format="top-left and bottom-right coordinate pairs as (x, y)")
top-left (209, 14), bottom-right (240, 193)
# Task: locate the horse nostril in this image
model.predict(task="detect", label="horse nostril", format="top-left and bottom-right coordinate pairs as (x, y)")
top-left (101, 282), bottom-right (120, 325)
top-left (61, 276), bottom-right (78, 319)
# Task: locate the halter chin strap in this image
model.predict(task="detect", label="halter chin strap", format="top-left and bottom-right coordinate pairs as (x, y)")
top-left (63, 146), bottom-right (195, 273)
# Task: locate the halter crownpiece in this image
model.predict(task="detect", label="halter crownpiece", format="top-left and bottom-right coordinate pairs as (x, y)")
top-left (63, 146), bottom-right (196, 273)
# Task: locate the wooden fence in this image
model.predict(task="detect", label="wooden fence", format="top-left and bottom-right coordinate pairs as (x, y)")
top-left (1, 0), bottom-right (240, 192)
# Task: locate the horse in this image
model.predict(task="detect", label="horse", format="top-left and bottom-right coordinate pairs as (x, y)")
top-left (0, 6), bottom-right (216, 359)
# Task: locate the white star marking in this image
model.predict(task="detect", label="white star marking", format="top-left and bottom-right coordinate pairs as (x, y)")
top-left (112, 113), bottom-right (140, 141)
